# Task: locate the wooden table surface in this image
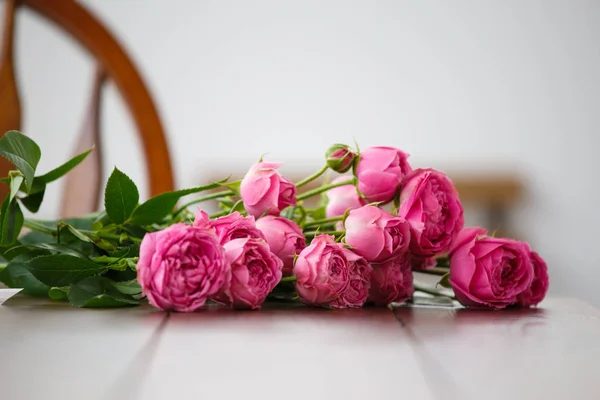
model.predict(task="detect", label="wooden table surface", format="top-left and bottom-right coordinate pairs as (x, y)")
top-left (1, 296), bottom-right (599, 400)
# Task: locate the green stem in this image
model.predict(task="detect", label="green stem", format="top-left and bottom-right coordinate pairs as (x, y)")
top-left (302, 215), bottom-right (344, 228)
top-left (279, 276), bottom-right (297, 283)
top-left (295, 165), bottom-right (328, 188)
top-left (93, 256), bottom-right (139, 264)
top-left (414, 267), bottom-right (449, 276)
top-left (209, 210), bottom-right (229, 219)
top-left (413, 283), bottom-right (456, 300)
top-left (304, 230), bottom-right (345, 239)
top-left (23, 220), bottom-right (142, 244)
top-left (0, 262), bottom-right (7, 273)
top-left (297, 178), bottom-right (356, 201)
top-left (173, 190), bottom-right (235, 217)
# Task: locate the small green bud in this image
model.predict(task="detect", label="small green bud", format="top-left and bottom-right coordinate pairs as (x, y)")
top-left (325, 144), bottom-right (357, 173)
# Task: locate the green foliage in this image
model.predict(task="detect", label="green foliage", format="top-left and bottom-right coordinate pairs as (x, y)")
top-left (0, 130), bottom-right (41, 193)
top-left (25, 254), bottom-right (105, 287)
top-left (0, 261), bottom-right (51, 297)
top-left (68, 276), bottom-right (139, 308)
top-left (8, 172), bottom-right (24, 203)
top-left (104, 167), bottom-right (140, 224)
top-left (437, 273), bottom-right (452, 289)
top-left (130, 182), bottom-right (225, 226)
top-left (0, 196), bottom-right (23, 246)
top-left (48, 286), bottom-right (70, 300)
top-left (37, 147), bottom-right (93, 184)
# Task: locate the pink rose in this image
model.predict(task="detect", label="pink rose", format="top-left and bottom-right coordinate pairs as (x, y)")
top-left (255, 216), bottom-right (306, 275)
top-left (448, 227), bottom-right (534, 309)
top-left (398, 169), bottom-right (464, 257)
top-left (344, 205), bottom-right (410, 263)
top-left (325, 144), bottom-right (357, 173)
top-left (240, 162), bottom-right (297, 217)
top-left (355, 146), bottom-right (412, 203)
top-left (330, 248), bottom-right (372, 309)
top-left (325, 176), bottom-right (366, 218)
top-left (516, 251), bottom-right (549, 307)
top-left (137, 223), bottom-right (229, 312)
top-left (368, 256), bottom-right (414, 306)
top-left (293, 234), bottom-right (351, 306)
top-left (194, 210), bottom-right (264, 244)
top-left (213, 237), bottom-right (283, 310)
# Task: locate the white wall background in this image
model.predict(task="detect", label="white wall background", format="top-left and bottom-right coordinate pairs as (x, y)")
top-left (3, 0), bottom-right (599, 304)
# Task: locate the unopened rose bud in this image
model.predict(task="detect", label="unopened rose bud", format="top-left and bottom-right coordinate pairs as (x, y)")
top-left (325, 144), bottom-right (357, 173)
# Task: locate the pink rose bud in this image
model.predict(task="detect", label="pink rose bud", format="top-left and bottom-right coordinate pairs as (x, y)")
top-left (255, 216), bottom-right (306, 275)
top-left (213, 237), bottom-right (283, 310)
top-left (398, 169), bottom-right (464, 257)
top-left (368, 256), bottom-right (414, 306)
top-left (325, 144), bottom-right (357, 173)
top-left (195, 210), bottom-right (265, 244)
top-left (330, 248), bottom-right (372, 309)
top-left (355, 146), bottom-right (412, 203)
top-left (448, 227), bottom-right (534, 309)
top-left (325, 176), bottom-right (366, 218)
top-left (516, 250), bottom-right (549, 307)
top-left (344, 205), bottom-right (411, 263)
top-left (293, 234), bottom-right (351, 306)
top-left (240, 162), bottom-right (297, 217)
top-left (137, 223), bottom-right (229, 312)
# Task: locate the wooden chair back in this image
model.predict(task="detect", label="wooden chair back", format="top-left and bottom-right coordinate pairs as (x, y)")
top-left (0, 0), bottom-right (175, 217)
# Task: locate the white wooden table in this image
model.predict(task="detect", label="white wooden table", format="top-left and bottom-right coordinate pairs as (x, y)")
top-left (1, 296), bottom-right (599, 400)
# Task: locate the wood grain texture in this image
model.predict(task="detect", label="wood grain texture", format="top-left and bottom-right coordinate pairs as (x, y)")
top-left (0, 0), bottom-right (22, 200)
top-left (0, 296), bottom-right (598, 400)
top-left (60, 66), bottom-right (106, 218)
top-left (18, 0), bottom-right (175, 198)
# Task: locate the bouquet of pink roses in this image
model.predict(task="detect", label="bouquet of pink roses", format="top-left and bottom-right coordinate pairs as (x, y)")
top-left (0, 131), bottom-right (548, 310)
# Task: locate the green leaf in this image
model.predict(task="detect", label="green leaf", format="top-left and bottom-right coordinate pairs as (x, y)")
top-left (9, 171), bottom-right (24, 203)
top-left (436, 273), bottom-right (452, 289)
top-left (20, 185), bottom-right (46, 213)
top-left (130, 182), bottom-right (225, 226)
top-left (48, 286), bottom-right (70, 300)
top-left (0, 196), bottom-right (24, 246)
top-left (25, 254), bottom-right (105, 287)
top-left (104, 168), bottom-right (140, 224)
top-left (230, 199), bottom-right (245, 214)
top-left (0, 261), bottom-right (51, 297)
top-left (36, 147), bottom-right (93, 184)
top-left (0, 130), bottom-right (41, 193)
top-left (111, 280), bottom-right (142, 295)
top-left (57, 222), bottom-right (93, 244)
top-left (6, 243), bottom-right (89, 259)
top-left (220, 179), bottom-right (241, 195)
top-left (68, 276), bottom-right (139, 308)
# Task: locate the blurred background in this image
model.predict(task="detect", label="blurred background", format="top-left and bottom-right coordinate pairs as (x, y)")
top-left (1, 0), bottom-right (599, 304)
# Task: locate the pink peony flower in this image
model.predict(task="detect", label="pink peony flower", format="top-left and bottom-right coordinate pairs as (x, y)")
top-left (293, 234), bottom-right (351, 306)
top-left (368, 256), bottom-right (414, 306)
top-left (355, 146), bottom-right (412, 203)
top-left (325, 144), bottom-right (357, 173)
top-left (398, 168), bottom-right (464, 257)
top-left (330, 248), bottom-right (372, 309)
top-left (240, 162), bottom-right (297, 217)
top-left (344, 205), bottom-right (410, 263)
top-left (325, 176), bottom-right (366, 218)
top-left (448, 227), bottom-right (534, 309)
top-left (137, 223), bottom-right (229, 312)
top-left (516, 251), bottom-right (549, 307)
top-left (214, 237), bottom-right (283, 310)
top-left (255, 216), bottom-right (306, 275)
top-left (194, 210), bottom-right (264, 244)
